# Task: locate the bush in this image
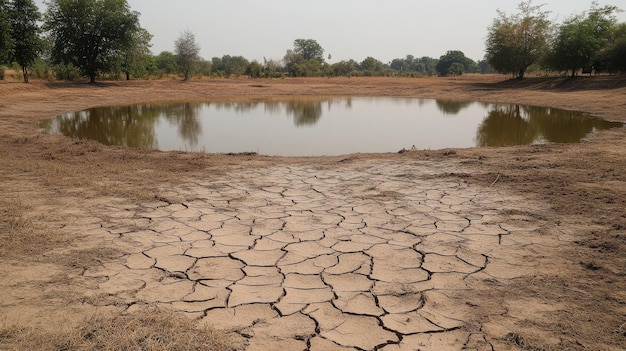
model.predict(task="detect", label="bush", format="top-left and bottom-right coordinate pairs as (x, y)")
top-left (31, 59), bottom-right (53, 81)
top-left (55, 63), bottom-right (81, 81)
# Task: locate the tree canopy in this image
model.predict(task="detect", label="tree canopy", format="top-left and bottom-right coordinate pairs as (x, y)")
top-left (600, 23), bottom-right (626, 73)
top-left (0, 0), bottom-right (14, 65)
top-left (44, 0), bottom-right (141, 83)
top-left (547, 3), bottom-right (622, 75)
top-left (117, 27), bottom-right (152, 80)
top-left (293, 39), bottom-right (324, 62)
top-left (436, 50), bottom-right (476, 76)
top-left (174, 29), bottom-right (200, 80)
top-left (7, 0), bottom-right (42, 82)
top-left (485, 1), bottom-right (551, 78)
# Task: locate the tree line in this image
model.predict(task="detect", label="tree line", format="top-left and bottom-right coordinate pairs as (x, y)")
top-left (486, 1), bottom-right (626, 77)
top-left (0, 0), bottom-right (624, 83)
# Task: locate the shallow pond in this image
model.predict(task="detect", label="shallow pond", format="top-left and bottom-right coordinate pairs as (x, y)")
top-left (41, 97), bottom-right (623, 156)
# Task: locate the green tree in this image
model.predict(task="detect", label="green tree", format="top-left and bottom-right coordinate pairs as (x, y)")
top-left (221, 55), bottom-right (249, 77)
top-left (0, 0), bottom-right (14, 65)
top-left (331, 59), bottom-right (356, 77)
top-left (436, 50), bottom-right (475, 76)
top-left (417, 56), bottom-right (439, 75)
top-left (359, 56), bottom-right (383, 75)
top-left (154, 51), bottom-right (178, 75)
top-left (196, 58), bottom-right (211, 76)
top-left (118, 27), bottom-right (152, 80)
top-left (477, 59), bottom-right (495, 74)
top-left (7, 0), bottom-right (42, 82)
top-left (263, 57), bottom-right (282, 78)
top-left (548, 3), bottom-right (621, 75)
top-left (245, 60), bottom-right (263, 78)
top-left (601, 23), bottom-right (626, 73)
top-left (293, 39), bottom-right (324, 62)
top-left (44, 0), bottom-right (141, 83)
top-left (174, 29), bottom-right (200, 80)
top-left (485, 1), bottom-right (551, 78)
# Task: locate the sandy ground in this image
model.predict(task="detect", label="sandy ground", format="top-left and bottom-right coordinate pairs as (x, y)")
top-left (1, 75), bottom-right (625, 350)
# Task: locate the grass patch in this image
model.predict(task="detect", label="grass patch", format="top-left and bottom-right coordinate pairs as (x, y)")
top-left (0, 306), bottom-right (240, 351)
top-left (0, 197), bottom-right (69, 259)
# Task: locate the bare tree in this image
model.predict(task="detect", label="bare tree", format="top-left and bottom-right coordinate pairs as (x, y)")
top-left (174, 29), bottom-right (200, 80)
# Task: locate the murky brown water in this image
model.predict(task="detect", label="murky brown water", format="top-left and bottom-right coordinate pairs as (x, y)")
top-left (41, 98), bottom-right (623, 156)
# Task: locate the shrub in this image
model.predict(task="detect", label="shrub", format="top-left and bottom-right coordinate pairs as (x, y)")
top-left (55, 63), bottom-right (81, 81)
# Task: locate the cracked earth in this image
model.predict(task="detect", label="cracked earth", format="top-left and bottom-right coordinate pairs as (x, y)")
top-left (53, 159), bottom-right (566, 351)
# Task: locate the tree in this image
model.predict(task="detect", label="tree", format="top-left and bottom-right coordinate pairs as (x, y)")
top-left (154, 51), bottom-right (178, 75)
top-left (601, 23), bottom-right (626, 73)
top-left (331, 60), bottom-right (356, 77)
top-left (359, 56), bottom-right (383, 75)
top-left (118, 27), bottom-right (152, 80)
top-left (485, 1), bottom-right (551, 78)
top-left (293, 39), bottom-right (324, 62)
top-left (245, 60), bottom-right (263, 78)
top-left (263, 57), bottom-right (282, 78)
top-left (436, 50), bottom-right (475, 76)
top-left (0, 0), bottom-right (14, 65)
top-left (477, 59), bottom-right (495, 74)
top-left (174, 29), bottom-right (200, 80)
top-left (548, 3), bottom-right (621, 75)
top-left (44, 0), bottom-right (141, 83)
top-left (7, 0), bottom-right (42, 82)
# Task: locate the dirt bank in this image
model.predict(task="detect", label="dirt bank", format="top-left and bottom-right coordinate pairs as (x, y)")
top-left (1, 76), bottom-right (625, 350)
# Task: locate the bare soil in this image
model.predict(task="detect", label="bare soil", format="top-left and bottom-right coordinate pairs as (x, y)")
top-left (1, 75), bottom-right (625, 350)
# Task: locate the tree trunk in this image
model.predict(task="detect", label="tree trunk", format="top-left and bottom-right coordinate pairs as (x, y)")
top-left (90, 74), bottom-right (96, 83)
top-left (22, 66), bottom-right (29, 83)
top-left (126, 71), bottom-right (130, 80)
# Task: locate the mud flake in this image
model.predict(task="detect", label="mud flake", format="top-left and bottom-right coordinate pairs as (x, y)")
top-left (323, 273), bottom-right (373, 292)
top-left (334, 292), bottom-right (384, 316)
top-left (381, 329), bottom-right (471, 350)
top-left (135, 278), bottom-right (194, 303)
top-left (309, 336), bottom-right (355, 351)
top-left (284, 241), bottom-right (335, 258)
top-left (188, 257), bottom-right (245, 281)
top-left (422, 253), bottom-right (480, 274)
top-left (378, 292), bottom-right (424, 314)
top-left (381, 312), bottom-right (444, 334)
top-left (202, 304), bottom-right (279, 330)
top-left (124, 252), bottom-right (155, 270)
top-left (228, 283), bottom-right (283, 307)
top-left (322, 314), bottom-right (399, 350)
top-left (324, 252), bottom-right (371, 275)
top-left (154, 254), bottom-right (196, 273)
top-left (231, 249), bottom-right (285, 266)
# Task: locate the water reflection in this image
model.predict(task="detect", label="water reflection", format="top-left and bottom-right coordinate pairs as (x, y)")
top-left (436, 100), bottom-right (474, 115)
top-left (475, 104), bottom-right (620, 147)
top-left (41, 98), bottom-right (623, 156)
top-left (286, 101), bottom-right (323, 126)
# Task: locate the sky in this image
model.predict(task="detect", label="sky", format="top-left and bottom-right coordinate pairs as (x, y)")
top-left (34, 0), bottom-right (626, 63)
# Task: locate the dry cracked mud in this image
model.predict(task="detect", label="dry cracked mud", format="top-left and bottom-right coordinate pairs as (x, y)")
top-left (7, 160), bottom-right (578, 350)
top-left (1, 77), bottom-right (626, 351)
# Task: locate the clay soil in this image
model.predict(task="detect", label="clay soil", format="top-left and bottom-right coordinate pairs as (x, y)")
top-left (1, 75), bottom-right (625, 350)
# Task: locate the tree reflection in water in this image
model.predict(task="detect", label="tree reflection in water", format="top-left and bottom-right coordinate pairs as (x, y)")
top-left (47, 103), bottom-right (203, 149)
top-left (435, 100), bottom-right (474, 115)
top-left (285, 100), bottom-right (323, 126)
top-left (476, 104), bottom-right (621, 147)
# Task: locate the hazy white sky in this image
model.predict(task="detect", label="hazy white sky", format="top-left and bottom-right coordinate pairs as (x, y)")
top-left (36, 0), bottom-right (626, 63)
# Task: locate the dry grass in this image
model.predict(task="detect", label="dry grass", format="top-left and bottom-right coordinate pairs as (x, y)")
top-left (0, 306), bottom-right (240, 351)
top-left (0, 197), bottom-right (69, 259)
